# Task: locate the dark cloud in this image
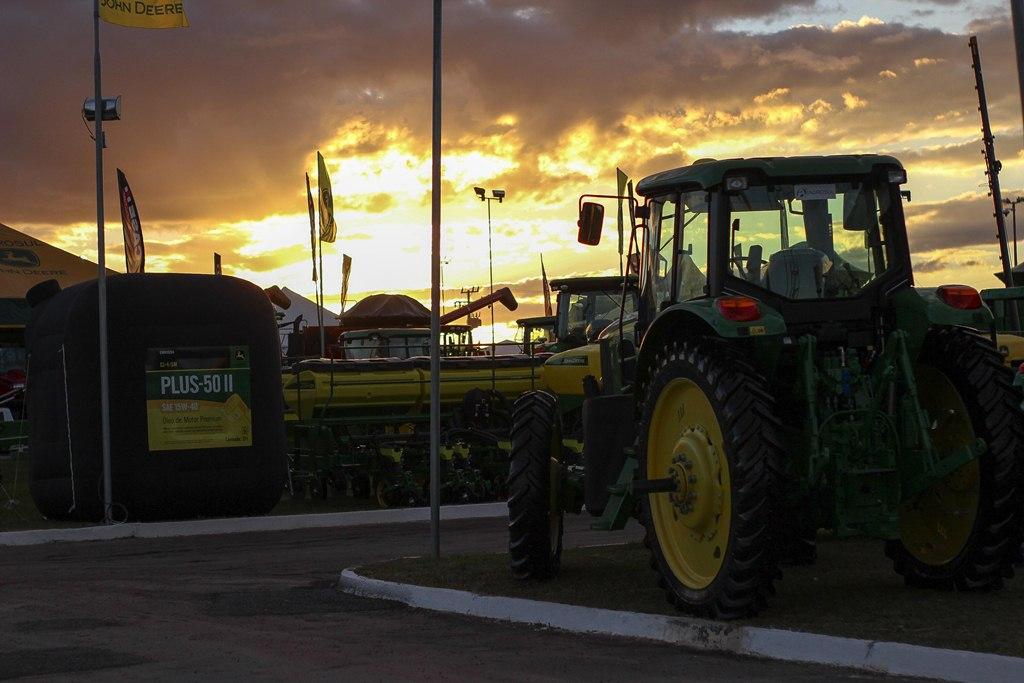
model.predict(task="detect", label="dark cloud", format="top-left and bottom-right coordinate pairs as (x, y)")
top-left (914, 256), bottom-right (984, 273)
top-left (906, 188), bottom-right (1024, 251)
top-left (0, 1), bottom-right (1020, 236)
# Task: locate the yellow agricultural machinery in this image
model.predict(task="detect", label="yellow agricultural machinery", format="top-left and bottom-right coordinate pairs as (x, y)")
top-left (283, 287), bottom-right (544, 506)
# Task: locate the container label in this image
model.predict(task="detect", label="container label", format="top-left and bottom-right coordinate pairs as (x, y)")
top-left (145, 346), bottom-right (252, 451)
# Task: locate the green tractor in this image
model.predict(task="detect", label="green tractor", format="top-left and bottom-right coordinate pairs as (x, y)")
top-left (546, 276), bottom-right (639, 352)
top-left (516, 275), bottom-right (638, 357)
top-left (507, 155), bottom-right (1023, 618)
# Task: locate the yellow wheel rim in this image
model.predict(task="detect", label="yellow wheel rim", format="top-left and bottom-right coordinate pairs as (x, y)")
top-left (647, 378), bottom-right (731, 590)
top-left (899, 365), bottom-right (980, 566)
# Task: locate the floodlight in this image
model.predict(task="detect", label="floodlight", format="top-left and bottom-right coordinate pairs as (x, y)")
top-left (83, 96), bottom-right (122, 122)
top-left (474, 186), bottom-right (486, 199)
top-left (492, 189), bottom-right (506, 202)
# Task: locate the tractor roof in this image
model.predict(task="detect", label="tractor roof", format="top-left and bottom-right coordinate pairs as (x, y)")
top-left (516, 315), bottom-right (557, 327)
top-left (635, 154), bottom-right (903, 197)
top-left (549, 274), bottom-right (638, 293)
top-left (340, 325), bottom-right (469, 338)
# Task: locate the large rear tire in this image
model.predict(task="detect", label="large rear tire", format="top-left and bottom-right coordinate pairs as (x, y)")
top-left (507, 391), bottom-right (564, 580)
top-left (639, 339), bottom-right (783, 619)
top-left (886, 327), bottom-right (1021, 589)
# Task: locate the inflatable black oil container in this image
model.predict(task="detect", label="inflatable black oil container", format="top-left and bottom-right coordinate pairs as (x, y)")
top-left (26, 274), bottom-right (286, 521)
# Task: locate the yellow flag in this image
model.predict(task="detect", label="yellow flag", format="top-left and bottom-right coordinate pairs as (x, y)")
top-left (100, 1), bottom-right (190, 29)
top-left (317, 151), bottom-right (337, 243)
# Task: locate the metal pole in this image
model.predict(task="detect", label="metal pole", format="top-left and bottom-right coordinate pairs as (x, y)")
top-left (318, 236), bottom-right (325, 357)
top-left (486, 198), bottom-right (496, 390)
top-left (93, 0), bottom-right (114, 525)
top-left (1013, 202), bottom-right (1019, 267)
top-left (970, 37), bottom-right (1018, 319)
top-left (429, 0), bottom-right (442, 560)
top-left (487, 198), bottom-right (494, 350)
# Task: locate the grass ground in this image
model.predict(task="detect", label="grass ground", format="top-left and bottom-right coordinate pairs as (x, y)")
top-left (0, 453), bottom-right (89, 531)
top-left (361, 535), bottom-right (1024, 657)
top-left (0, 454), bottom-right (383, 532)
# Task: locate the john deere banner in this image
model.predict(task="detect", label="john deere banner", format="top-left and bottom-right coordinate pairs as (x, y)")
top-left (541, 254), bottom-right (552, 316)
top-left (0, 222), bottom-right (109, 298)
top-left (100, 1), bottom-right (189, 29)
top-left (616, 167), bottom-right (628, 258)
top-left (145, 346), bottom-right (251, 451)
top-left (340, 253), bottom-right (352, 312)
top-left (317, 151), bottom-right (337, 243)
top-left (116, 168), bottom-right (145, 273)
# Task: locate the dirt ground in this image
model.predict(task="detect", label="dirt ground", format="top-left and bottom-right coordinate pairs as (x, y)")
top-left (0, 515), bottom-right (912, 681)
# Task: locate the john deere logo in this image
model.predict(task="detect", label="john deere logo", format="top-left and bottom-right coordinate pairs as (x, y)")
top-left (0, 249), bottom-right (40, 268)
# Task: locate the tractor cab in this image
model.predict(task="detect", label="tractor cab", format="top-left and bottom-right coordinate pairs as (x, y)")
top-left (548, 275), bottom-right (638, 351)
top-left (338, 325), bottom-right (477, 359)
top-left (980, 286), bottom-right (1024, 368)
top-left (608, 157), bottom-right (916, 343)
top-left (515, 315), bottom-right (557, 356)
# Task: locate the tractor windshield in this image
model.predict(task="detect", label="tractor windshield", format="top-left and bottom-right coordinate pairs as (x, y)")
top-left (558, 289), bottom-right (637, 343)
top-left (726, 177), bottom-right (893, 299)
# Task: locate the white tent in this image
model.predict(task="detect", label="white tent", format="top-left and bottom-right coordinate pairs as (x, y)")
top-left (277, 287), bottom-right (337, 327)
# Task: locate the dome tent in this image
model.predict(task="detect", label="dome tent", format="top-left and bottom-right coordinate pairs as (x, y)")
top-left (338, 293), bottom-right (430, 329)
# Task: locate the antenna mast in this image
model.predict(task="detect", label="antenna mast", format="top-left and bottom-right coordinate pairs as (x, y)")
top-left (970, 36), bottom-right (1017, 302)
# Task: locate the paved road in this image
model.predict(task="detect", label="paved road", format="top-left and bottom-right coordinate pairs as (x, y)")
top-left (0, 515), bottom-right (909, 681)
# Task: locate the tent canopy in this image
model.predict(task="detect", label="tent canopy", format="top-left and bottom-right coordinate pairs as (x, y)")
top-left (338, 293), bottom-right (430, 329)
top-left (276, 287), bottom-right (337, 328)
top-left (0, 222), bottom-right (107, 298)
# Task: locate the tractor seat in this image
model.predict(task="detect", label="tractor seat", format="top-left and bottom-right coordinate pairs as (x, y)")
top-left (766, 248), bottom-right (829, 299)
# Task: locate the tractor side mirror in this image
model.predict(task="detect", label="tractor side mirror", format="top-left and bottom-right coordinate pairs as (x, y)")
top-left (578, 202), bottom-right (604, 245)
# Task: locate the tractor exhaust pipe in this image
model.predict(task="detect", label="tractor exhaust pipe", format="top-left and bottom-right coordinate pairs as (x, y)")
top-left (440, 286), bottom-right (518, 325)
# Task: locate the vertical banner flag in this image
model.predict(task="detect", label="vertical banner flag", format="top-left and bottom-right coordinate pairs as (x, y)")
top-left (317, 152), bottom-right (337, 243)
top-left (100, 1), bottom-right (190, 29)
top-left (116, 168), bottom-right (145, 273)
top-left (540, 254), bottom-right (552, 316)
top-left (616, 167), bottom-right (628, 257)
top-left (305, 172), bottom-right (318, 281)
top-left (213, 252), bottom-right (222, 275)
top-left (340, 254), bottom-right (352, 313)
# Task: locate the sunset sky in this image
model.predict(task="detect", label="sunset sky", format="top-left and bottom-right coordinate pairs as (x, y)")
top-left (2, 1), bottom-right (1024, 340)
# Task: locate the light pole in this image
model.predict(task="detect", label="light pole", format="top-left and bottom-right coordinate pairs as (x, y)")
top-left (473, 187), bottom-right (505, 357)
top-left (1004, 197), bottom-right (1024, 267)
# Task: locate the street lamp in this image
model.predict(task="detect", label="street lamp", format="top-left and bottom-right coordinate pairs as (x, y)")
top-left (1004, 196), bottom-right (1024, 266)
top-left (474, 187), bottom-right (505, 357)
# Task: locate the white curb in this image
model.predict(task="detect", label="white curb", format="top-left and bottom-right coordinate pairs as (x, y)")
top-left (338, 568), bottom-right (1024, 683)
top-left (0, 501), bottom-right (507, 547)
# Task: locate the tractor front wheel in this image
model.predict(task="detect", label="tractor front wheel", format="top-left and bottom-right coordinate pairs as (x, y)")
top-left (886, 328), bottom-right (1021, 589)
top-left (639, 339), bottom-right (783, 619)
top-left (507, 391), bottom-right (564, 580)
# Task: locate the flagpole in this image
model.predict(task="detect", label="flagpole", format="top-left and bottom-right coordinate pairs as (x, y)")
top-left (429, 0), bottom-right (442, 560)
top-left (317, 236), bottom-right (325, 356)
top-left (93, 0), bottom-right (114, 524)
